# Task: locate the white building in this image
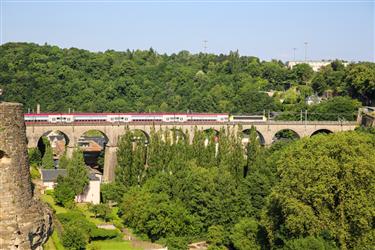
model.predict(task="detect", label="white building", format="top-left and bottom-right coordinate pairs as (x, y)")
top-left (40, 169), bottom-right (101, 204)
top-left (286, 60), bottom-right (348, 72)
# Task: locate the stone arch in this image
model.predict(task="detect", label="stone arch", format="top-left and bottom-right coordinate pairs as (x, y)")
top-left (203, 128), bottom-right (220, 146)
top-left (242, 129), bottom-right (266, 146)
top-left (36, 130), bottom-right (70, 159)
top-left (78, 129), bottom-right (109, 146)
top-left (273, 129), bottom-right (300, 143)
top-left (170, 128), bottom-right (186, 144)
top-left (311, 129), bottom-right (333, 137)
top-left (130, 129), bottom-right (150, 145)
top-left (78, 130), bottom-right (110, 172)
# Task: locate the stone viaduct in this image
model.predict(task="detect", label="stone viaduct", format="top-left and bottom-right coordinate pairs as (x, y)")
top-left (25, 121), bottom-right (357, 182)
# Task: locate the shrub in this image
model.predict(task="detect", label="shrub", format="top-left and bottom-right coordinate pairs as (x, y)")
top-left (30, 166), bottom-right (41, 179)
top-left (61, 224), bottom-right (88, 250)
top-left (53, 176), bottom-right (75, 207)
top-left (90, 228), bottom-right (121, 240)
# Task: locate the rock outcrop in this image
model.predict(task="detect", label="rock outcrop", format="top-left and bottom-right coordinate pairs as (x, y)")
top-left (0, 102), bottom-right (52, 250)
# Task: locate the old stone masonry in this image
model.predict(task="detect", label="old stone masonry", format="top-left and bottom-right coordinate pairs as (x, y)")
top-left (0, 102), bottom-right (52, 250)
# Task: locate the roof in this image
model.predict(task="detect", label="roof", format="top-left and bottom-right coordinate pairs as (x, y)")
top-left (41, 169), bottom-right (67, 182)
top-left (41, 169), bottom-right (100, 182)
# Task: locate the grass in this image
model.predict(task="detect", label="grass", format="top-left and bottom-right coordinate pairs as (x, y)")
top-left (43, 231), bottom-right (65, 250)
top-left (87, 240), bottom-right (142, 250)
top-left (76, 203), bottom-right (105, 225)
top-left (40, 193), bottom-right (68, 214)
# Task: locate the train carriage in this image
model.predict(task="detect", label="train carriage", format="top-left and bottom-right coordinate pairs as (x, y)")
top-left (24, 112), bottom-right (237, 124)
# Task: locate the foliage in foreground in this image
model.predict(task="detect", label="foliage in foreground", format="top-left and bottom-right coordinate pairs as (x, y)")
top-left (262, 132), bottom-right (375, 249)
top-left (112, 129), bottom-right (375, 249)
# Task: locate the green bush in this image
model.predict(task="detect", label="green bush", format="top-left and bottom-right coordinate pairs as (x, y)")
top-left (90, 228), bottom-right (121, 240)
top-left (45, 189), bottom-right (54, 196)
top-left (61, 224), bottom-right (88, 250)
top-left (283, 236), bottom-right (338, 250)
top-left (30, 166), bottom-right (41, 179)
top-left (53, 176), bottom-right (76, 207)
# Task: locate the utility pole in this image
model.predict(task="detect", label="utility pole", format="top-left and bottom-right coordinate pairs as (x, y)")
top-left (203, 40), bottom-right (208, 53)
top-left (293, 48), bottom-right (297, 61)
top-left (304, 42), bottom-right (308, 61)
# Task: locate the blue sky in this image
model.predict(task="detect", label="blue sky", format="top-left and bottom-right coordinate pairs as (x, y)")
top-left (1, 0), bottom-right (374, 62)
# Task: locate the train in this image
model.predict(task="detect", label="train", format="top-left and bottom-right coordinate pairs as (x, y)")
top-left (24, 113), bottom-right (267, 124)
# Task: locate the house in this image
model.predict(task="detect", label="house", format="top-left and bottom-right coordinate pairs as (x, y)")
top-left (40, 169), bottom-right (102, 204)
top-left (306, 95), bottom-right (322, 105)
top-left (286, 60), bottom-right (349, 72)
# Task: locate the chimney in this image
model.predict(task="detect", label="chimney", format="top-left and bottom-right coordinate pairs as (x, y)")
top-left (36, 104), bottom-right (40, 114)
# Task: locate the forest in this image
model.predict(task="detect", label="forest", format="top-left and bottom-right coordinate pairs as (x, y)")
top-left (41, 127), bottom-right (375, 250)
top-left (0, 42), bottom-right (374, 120)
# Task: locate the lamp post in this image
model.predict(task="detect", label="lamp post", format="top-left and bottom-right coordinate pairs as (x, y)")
top-left (304, 42), bottom-right (308, 61)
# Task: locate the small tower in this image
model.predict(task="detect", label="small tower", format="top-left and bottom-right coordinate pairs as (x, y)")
top-left (0, 102), bottom-right (52, 249)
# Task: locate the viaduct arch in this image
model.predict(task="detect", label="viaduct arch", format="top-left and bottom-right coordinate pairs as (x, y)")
top-left (25, 121), bottom-right (357, 182)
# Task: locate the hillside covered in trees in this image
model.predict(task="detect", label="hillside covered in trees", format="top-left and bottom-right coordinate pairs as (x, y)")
top-left (0, 43), bottom-right (374, 117)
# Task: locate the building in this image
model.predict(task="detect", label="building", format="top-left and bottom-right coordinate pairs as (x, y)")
top-left (305, 95), bottom-right (322, 105)
top-left (40, 169), bottom-right (102, 204)
top-left (286, 60), bottom-right (349, 72)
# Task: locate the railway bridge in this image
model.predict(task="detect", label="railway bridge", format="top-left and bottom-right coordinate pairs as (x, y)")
top-left (25, 121), bottom-right (357, 182)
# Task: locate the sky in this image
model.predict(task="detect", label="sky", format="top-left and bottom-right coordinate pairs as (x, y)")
top-left (0, 0), bottom-right (374, 62)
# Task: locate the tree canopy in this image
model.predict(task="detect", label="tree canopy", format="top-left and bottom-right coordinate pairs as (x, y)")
top-left (1, 43), bottom-right (374, 116)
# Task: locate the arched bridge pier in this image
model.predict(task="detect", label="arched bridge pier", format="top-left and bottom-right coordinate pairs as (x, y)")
top-left (26, 121), bottom-right (357, 182)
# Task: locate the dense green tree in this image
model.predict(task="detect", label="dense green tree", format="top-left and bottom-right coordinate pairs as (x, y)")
top-left (308, 96), bottom-right (361, 121)
top-left (88, 203), bottom-right (112, 221)
top-left (1, 42), bottom-right (373, 114)
top-left (345, 63), bottom-right (375, 105)
top-left (28, 147), bottom-right (42, 167)
top-left (291, 63), bottom-right (314, 85)
top-left (121, 188), bottom-right (199, 241)
top-left (66, 149), bottom-right (89, 195)
top-left (41, 137), bottom-right (54, 169)
top-left (207, 225), bottom-right (227, 250)
top-left (245, 126), bottom-right (261, 177)
top-left (58, 152), bottom-right (69, 169)
top-left (54, 175), bottom-right (76, 207)
top-left (230, 218), bottom-right (263, 250)
top-left (115, 129), bottom-right (135, 188)
top-left (283, 236), bottom-right (338, 250)
top-left (262, 132), bottom-right (375, 249)
top-left (61, 224), bottom-right (88, 250)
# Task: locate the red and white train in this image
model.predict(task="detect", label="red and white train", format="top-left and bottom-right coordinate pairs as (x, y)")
top-left (24, 113), bottom-right (268, 124)
top-left (24, 113), bottom-right (230, 123)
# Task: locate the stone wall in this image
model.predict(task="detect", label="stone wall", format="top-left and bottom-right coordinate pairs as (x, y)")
top-left (0, 102), bottom-right (52, 250)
